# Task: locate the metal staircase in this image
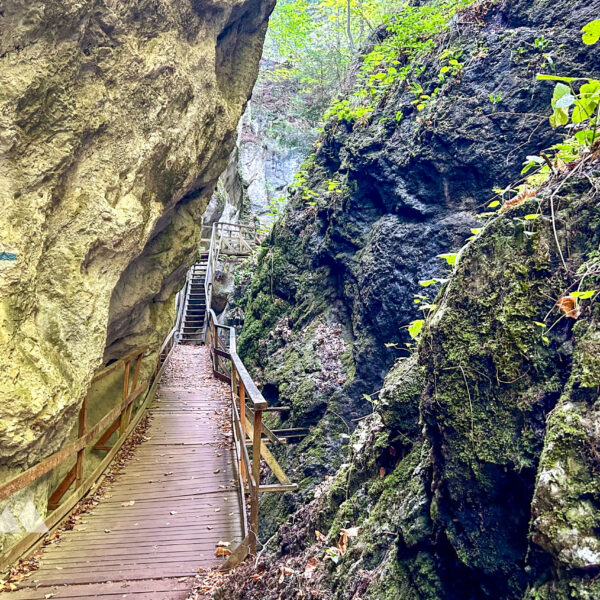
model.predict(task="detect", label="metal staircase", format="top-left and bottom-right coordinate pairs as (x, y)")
top-left (179, 222), bottom-right (262, 346)
top-left (179, 252), bottom-right (208, 345)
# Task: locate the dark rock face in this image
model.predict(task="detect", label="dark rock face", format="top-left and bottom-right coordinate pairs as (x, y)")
top-left (236, 0), bottom-right (600, 535)
top-left (219, 155), bottom-right (600, 600)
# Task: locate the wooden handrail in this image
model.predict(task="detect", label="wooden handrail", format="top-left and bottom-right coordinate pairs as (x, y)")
top-left (199, 221), bottom-right (295, 565)
top-left (204, 307), bottom-right (297, 560)
top-left (0, 277), bottom-right (188, 572)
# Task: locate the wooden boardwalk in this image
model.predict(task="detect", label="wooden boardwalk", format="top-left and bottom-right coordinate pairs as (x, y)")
top-left (7, 346), bottom-right (243, 599)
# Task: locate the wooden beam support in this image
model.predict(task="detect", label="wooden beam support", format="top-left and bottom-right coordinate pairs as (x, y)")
top-left (258, 483), bottom-right (299, 493)
top-left (244, 415), bottom-right (291, 486)
top-left (75, 396), bottom-right (87, 486)
top-left (119, 361), bottom-right (131, 437)
top-left (47, 464), bottom-right (77, 511)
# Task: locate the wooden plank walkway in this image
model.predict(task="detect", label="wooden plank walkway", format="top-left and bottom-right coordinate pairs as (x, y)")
top-left (6, 346), bottom-right (243, 599)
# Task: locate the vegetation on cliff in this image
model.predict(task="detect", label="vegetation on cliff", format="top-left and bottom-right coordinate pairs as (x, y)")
top-left (216, 0), bottom-right (600, 598)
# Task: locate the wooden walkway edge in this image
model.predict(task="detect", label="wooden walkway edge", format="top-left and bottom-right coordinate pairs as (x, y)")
top-left (5, 346), bottom-right (242, 599)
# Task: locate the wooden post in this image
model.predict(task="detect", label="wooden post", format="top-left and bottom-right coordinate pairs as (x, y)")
top-left (252, 410), bottom-right (262, 486)
top-left (125, 354), bottom-right (143, 427)
top-left (76, 396), bottom-right (87, 486)
top-left (119, 361), bottom-right (131, 437)
top-left (250, 485), bottom-right (259, 555)
top-left (249, 408), bottom-right (262, 555)
top-left (239, 381), bottom-right (246, 483)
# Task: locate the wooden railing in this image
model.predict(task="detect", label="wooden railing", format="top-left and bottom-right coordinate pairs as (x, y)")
top-left (0, 296), bottom-right (185, 572)
top-left (203, 221), bottom-right (295, 560)
top-left (215, 222), bottom-right (261, 257)
top-left (205, 310), bottom-right (297, 559)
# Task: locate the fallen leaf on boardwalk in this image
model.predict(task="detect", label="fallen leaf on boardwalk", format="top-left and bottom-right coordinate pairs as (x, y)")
top-left (44, 594), bottom-right (54, 599)
top-left (104, 529), bottom-right (111, 534)
top-left (121, 500), bottom-right (135, 507)
top-left (164, 472), bottom-right (173, 476)
top-left (177, 577), bottom-right (188, 583)
top-left (304, 557), bottom-right (318, 579)
top-left (315, 530), bottom-right (327, 543)
top-left (215, 547), bottom-right (231, 557)
top-left (216, 541), bottom-right (231, 547)
top-left (557, 296), bottom-right (582, 319)
top-left (213, 469), bottom-right (220, 474)
top-left (170, 511), bottom-right (177, 515)
top-left (214, 508), bottom-right (221, 512)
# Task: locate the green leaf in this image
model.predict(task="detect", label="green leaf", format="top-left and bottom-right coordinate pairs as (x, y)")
top-left (408, 319), bottom-right (424, 339)
top-left (575, 129), bottom-right (596, 145)
top-left (488, 200), bottom-right (501, 208)
top-left (418, 303), bottom-right (438, 312)
top-left (571, 290), bottom-right (596, 299)
top-left (524, 214), bottom-right (540, 220)
top-left (437, 253), bottom-right (458, 266)
top-left (470, 228), bottom-right (482, 235)
top-left (549, 109), bottom-right (569, 128)
top-left (580, 80), bottom-right (600, 95)
top-left (554, 94), bottom-right (575, 109)
top-left (419, 279), bottom-right (440, 287)
top-left (534, 321), bottom-right (547, 328)
top-left (536, 74), bottom-right (585, 83)
top-left (582, 20), bottom-right (600, 45)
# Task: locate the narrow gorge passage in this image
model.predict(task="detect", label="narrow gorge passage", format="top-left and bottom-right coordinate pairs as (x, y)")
top-left (2, 0), bottom-right (600, 598)
top-left (6, 347), bottom-right (241, 599)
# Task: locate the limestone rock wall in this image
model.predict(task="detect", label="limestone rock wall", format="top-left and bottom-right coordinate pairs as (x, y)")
top-left (0, 0), bottom-right (274, 544)
top-left (239, 101), bottom-right (306, 228)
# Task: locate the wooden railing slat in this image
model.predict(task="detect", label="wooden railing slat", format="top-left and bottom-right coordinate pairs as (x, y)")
top-left (0, 380), bottom-right (147, 501)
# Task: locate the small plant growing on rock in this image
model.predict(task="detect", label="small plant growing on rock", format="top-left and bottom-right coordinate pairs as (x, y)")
top-left (488, 91), bottom-right (502, 106)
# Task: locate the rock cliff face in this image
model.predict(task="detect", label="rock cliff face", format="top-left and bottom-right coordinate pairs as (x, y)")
top-left (239, 99), bottom-right (307, 228)
top-left (222, 0), bottom-right (600, 597)
top-left (238, 0), bottom-right (600, 527)
top-left (0, 0), bottom-right (274, 550)
top-left (219, 164), bottom-right (600, 600)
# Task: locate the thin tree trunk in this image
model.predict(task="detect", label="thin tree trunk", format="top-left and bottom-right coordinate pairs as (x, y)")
top-left (346, 0), bottom-right (355, 51)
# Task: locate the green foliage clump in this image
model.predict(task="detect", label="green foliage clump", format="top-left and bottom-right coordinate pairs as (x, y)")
top-left (521, 22), bottom-right (600, 186)
top-left (324, 0), bottom-right (476, 122)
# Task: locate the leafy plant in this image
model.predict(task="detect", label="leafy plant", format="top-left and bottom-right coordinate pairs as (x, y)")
top-left (488, 92), bottom-right (502, 105)
top-left (438, 253), bottom-right (458, 267)
top-left (582, 19), bottom-right (600, 45)
top-left (408, 319), bottom-right (424, 339)
top-left (519, 21), bottom-right (600, 189)
top-left (534, 35), bottom-right (551, 51)
top-left (323, 0), bottom-right (477, 123)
